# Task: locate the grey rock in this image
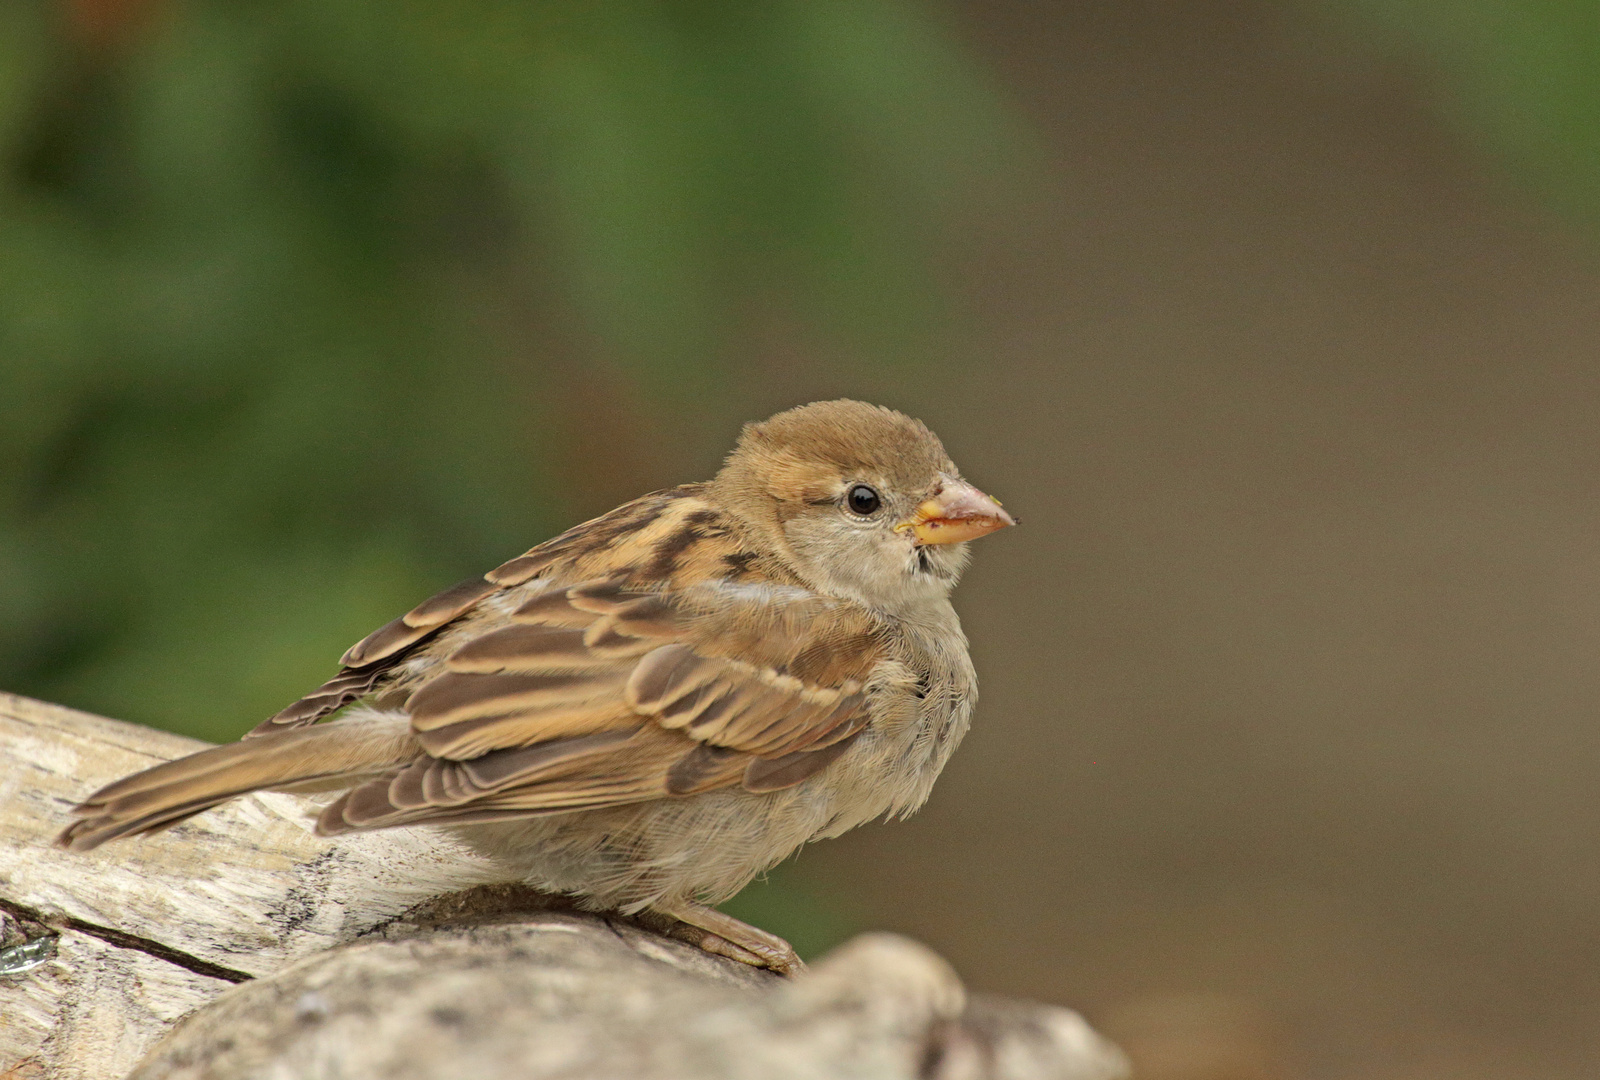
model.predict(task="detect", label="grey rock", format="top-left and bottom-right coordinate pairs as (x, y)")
top-left (131, 910), bottom-right (1127, 1080)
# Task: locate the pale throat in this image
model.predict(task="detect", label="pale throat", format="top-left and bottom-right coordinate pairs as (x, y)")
top-left (792, 539), bottom-right (962, 626)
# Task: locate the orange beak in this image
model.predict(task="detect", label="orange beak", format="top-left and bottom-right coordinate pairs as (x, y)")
top-left (896, 479), bottom-right (1016, 545)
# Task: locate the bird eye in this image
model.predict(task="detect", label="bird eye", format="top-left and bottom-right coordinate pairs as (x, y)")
top-left (846, 484), bottom-right (882, 516)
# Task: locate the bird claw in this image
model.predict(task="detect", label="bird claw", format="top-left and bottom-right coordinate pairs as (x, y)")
top-left (651, 902), bottom-right (807, 976)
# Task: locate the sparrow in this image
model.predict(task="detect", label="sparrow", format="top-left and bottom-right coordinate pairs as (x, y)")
top-left (58, 400), bottom-right (1015, 974)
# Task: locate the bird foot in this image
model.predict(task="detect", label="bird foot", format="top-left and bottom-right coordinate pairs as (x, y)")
top-left (648, 901), bottom-right (807, 976)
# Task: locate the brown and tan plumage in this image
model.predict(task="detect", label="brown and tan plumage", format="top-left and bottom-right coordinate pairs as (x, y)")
top-left (58, 400), bottom-right (1014, 973)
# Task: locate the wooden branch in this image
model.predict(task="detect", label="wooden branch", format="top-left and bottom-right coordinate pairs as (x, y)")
top-left (0, 693), bottom-right (1129, 1080)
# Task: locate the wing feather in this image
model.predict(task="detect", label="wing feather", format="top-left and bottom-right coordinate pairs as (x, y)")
top-left (742, 734), bottom-right (863, 792)
top-left (274, 493), bottom-right (891, 834)
top-left (448, 625), bottom-right (604, 673)
top-left (407, 670), bottom-right (628, 730)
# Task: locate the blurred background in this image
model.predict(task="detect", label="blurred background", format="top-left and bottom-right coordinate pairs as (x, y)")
top-left (5, 0), bottom-right (1600, 1076)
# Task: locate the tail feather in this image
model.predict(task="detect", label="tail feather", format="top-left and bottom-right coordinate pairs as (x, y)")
top-left (57, 714), bottom-right (419, 851)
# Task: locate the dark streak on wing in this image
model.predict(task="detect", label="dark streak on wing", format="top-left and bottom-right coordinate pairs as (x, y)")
top-left (665, 743), bottom-right (747, 795)
top-left (721, 551), bottom-right (757, 579)
top-left (643, 521), bottom-right (707, 579)
top-left (550, 489), bottom-right (685, 561)
top-left (742, 731), bottom-right (862, 793)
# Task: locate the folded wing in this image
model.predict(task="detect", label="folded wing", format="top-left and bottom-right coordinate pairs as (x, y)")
top-left (316, 576), bottom-right (883, 834)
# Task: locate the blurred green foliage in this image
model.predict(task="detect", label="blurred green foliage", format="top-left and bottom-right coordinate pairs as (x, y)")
top-left (1337, 0), bottom-right (1600, 222)
top-left (0, 0), bottom-right (1008, 742)
top-left (718, 860), bottom-right (865, 960)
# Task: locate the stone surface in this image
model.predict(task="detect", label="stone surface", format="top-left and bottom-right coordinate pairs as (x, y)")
top-left (130, 920), bottom-right (1127, 1080)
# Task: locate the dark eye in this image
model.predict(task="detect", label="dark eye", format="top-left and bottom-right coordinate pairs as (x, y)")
top-left (846, 484), bottom-right (881, 516)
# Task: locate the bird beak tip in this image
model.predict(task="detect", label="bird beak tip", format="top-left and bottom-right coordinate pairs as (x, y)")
top-left (905, 481), bottom-right (1016, 545)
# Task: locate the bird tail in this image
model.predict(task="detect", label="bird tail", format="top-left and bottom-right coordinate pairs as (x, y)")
top-left (56, 713), bottom-right (419, 851)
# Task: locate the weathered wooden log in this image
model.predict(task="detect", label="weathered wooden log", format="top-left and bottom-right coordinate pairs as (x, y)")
top-left (0, 693), bottom-right (1129, 1079)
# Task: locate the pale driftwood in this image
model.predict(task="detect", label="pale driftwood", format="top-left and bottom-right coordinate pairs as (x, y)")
top-left (0, 693), bottom-right (1129, 1080)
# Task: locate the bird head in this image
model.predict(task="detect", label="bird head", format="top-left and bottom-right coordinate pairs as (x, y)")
top-left (711, 400), bottom-right (1015, 617)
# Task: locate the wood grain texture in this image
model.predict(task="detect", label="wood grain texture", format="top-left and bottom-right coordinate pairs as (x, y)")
top-left (0, 692), bottom-right (500, 1078)
top-left (1, 694), bottom-right (499, 966)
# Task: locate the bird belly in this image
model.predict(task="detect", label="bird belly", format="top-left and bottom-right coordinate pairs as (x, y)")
top-left (444, 692), bottom-right (971, 912)
top-left (445, 784), bottom-right (836, 912)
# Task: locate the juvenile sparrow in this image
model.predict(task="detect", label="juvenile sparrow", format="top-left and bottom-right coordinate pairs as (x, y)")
top-left (59, 400), bottom-right (1015, 973)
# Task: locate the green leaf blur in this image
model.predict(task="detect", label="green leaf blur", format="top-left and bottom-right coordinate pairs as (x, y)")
top-left (1333, 0), bottom-right (1600, 225)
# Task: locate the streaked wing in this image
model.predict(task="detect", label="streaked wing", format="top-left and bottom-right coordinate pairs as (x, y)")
top-left (310, 497), bottom-right (886, 834)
